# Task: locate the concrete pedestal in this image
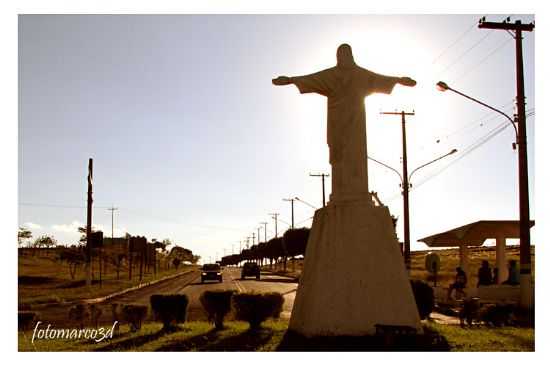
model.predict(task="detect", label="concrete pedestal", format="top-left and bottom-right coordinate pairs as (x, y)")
top-left (288, 194), bottom-right (421, 336)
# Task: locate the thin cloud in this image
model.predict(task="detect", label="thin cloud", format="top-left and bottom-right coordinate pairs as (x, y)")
top-left (52, 220), bottom-right (84, 233)
top-left (23, 222), bottom-right (42, 229)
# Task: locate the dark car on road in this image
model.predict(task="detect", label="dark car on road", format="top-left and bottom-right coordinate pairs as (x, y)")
top-left (241, 262), bottom-right (260, 280)
top-left (201, 263), bottom-right (222, 283)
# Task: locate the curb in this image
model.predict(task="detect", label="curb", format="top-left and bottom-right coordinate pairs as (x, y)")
top-left (28, 269), bottom-right (196, 308)
top-left (84, 269), bottom-right (196, 304)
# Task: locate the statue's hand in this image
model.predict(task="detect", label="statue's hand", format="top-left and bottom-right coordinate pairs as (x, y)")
top-left (272, 76), bottom-right (293, 86)
top-left (399, 77), bottom-right (417, 87)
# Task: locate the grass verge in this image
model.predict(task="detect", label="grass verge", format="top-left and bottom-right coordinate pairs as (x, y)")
top-left (19, 319), bottom-right (533, 352)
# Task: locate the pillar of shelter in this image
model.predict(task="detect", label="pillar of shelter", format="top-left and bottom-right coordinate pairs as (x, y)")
top-left (495, 237), bottom-right (508, 284)
top-left (459, 244), bottom-right (470, 287)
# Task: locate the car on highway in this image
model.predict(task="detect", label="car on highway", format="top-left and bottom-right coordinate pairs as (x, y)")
top-left (241, 262), bottom-right (260, 280)
top-left (201, 263), bottom-right (222, 283)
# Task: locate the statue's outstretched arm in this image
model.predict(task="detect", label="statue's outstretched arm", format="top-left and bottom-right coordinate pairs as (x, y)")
top-left (397, 77), bottom-right (416, 87)
top-left (272, 76), bottom-right (294, 86)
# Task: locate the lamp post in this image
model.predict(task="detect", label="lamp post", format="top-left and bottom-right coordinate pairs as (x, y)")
top-left (294, 196), bottom-right (318, 210)
top-left (368, 148), bottom-right (457, 272)
top-left (437, 80), bottom-right (532, 309)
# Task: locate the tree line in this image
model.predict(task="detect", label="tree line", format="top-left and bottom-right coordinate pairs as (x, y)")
top-left (220, 227), bottom-right (310, 269)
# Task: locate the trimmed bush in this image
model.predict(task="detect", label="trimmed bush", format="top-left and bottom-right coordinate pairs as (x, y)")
top-left (18, 311), bottom-right (37, 331)
top-left (150, 294), bottom-right (189, 330)
top-left (199, 290), bottom-right (235, 330)
top-left (232, 292), bottom-right (284, 330)
top-left (121, 304), bottom-right (148, 332)
top-left (410, 280), bottom-right (434, 320)
top-left (68, 304), bottom-right (89, 328)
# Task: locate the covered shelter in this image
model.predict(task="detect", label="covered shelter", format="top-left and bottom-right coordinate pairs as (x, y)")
top-left (418, 220), bottom-right (534, 284)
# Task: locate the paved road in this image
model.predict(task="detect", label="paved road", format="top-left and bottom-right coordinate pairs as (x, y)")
top-left (182, 267), bottom-right (297, 321)
top-left (30, 267), bottom-right (297, 327)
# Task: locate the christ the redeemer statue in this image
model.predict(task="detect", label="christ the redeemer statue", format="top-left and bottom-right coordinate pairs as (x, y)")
top-left (273, 43), bottom-right (416, 201)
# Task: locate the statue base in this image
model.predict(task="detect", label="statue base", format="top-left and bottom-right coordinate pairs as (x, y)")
top-left (288, 193), bottom-right (422, 336)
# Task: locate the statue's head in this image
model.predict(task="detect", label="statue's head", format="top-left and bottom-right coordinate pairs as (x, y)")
top-left (336, 44), bottom-right (356, 68)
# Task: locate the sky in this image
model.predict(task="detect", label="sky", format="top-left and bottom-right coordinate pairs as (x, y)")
top-left (18, 14), bottom-right (536, 263)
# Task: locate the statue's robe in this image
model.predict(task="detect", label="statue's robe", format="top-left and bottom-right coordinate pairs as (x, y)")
top-left (292, 66), bottom-right (399, 199)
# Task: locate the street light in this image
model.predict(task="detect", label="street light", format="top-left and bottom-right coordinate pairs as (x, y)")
top-left (368, 148), bottom-right (457, 272)
top-left (436, 81), bottom-right (518, 140)
top-left (437, 80), bottom-right (532, 309)
top-left (294, 196), bottom-right (318, 210)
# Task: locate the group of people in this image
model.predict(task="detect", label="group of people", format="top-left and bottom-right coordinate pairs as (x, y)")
top-left (447, 259), bottom-right (520, 300)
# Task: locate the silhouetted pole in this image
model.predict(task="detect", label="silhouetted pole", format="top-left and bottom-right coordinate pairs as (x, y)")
top-left (260, 222), bottom-right (268, 242)
top-left (85, 158), bottom-right (93, 287)
top-left (107, 206), bottom-right (118, 242)
top-left (283, 198), bottom-right (295, 229)
top-left (381, 111), bottom-right (415, 274)
top-left (252, 232), bottom-right (256, 246)
top-left (310, 173), bottom-right (330, 207)
top-left (269, 213), bottom-right (279, 238)
top-left (478, 18), bottom-right (534, 309)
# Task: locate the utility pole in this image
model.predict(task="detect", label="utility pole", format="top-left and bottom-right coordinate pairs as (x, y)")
top-left (310, 173), bottom-right (330, 207)
top-left (260, 222), bottom-right (268, 242)
top-left (246, 236), bottom-right (251, 249)
top-left (283, 198), bottom-right (295, 229)
top-left (252, 232), bottom-right (256, 246)
top-left (85, 158), bottom-right (93, 287)
top-left (269, 213), bottom-right (279, 238)
top-left (107, 206), bottom-right (118, 241)
top-left (380, 110), bottom-right (415, 274)
top-left (479, 18), bottom-right (534, 309)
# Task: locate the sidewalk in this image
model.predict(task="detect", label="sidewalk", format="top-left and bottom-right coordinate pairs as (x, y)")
top-left (429, 312), bottom-right (461, 325)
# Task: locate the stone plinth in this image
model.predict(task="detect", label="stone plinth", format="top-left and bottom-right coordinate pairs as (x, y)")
top-left (288, 194), bottom-right (421, 336)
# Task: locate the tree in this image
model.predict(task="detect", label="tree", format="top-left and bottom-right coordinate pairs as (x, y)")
top-left (18, 227), bottom-right (32, 246)
top-left (172, 258), bottom-right (181, 269)
top-left (78, 226), bottom-right (100, 246)
top-left (57, 248), bottom-right (85, 279)
top-left (33, 235), bottom-right (57, 249)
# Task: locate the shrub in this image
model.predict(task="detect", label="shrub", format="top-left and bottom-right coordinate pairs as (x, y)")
top-left (68, 304), bottom-right (89, 328)
top-left (18, 311), bottom-right (37, 331)
top-left (200, 290), bottom-right (235, 330)
top-left (480, 304), bottom-right (515, 327)
top-left (232, 292), bottom-right (284, 330)
top-left (121, 304), bottom-right (148, 332)
top-left (150, 294), bottom-right (188, 330)
top-left (410, 280), bottom-right (434, 320)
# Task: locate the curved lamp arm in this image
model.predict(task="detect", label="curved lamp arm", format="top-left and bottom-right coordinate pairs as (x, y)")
top-left (409, 149), bottom-right (458, 182)
top-left (294, 197), bottom-right (318, 209)
top-left (367, 156), bottom-right (403, 185)
top-left (436, 81), bottom-right (518, 140)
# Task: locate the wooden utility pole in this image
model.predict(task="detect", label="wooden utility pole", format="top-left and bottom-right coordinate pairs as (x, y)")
top-left (309, 173), bottom-right (330, 207)
top-left (269, 213), bottom-right (279, 238)
top-left (283, 198), bottom-right (295, 229)
top-left (86, 158), bottom-right (93, 287)
top-left (478, 18), bottom-right (534, 309)
top-left (260, 222), bottom-right (268, 242)
top-left (380, 111), bottom-right (415, 274)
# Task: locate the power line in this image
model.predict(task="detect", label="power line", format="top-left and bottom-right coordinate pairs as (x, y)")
top-left (431, 21), bottom-right (478, 64)
top-left (436, 30), bottom-right (494, 76)
top-left (380, 111), bottom-right (534, 203)
top-left (449, 36), bottom-right (514, 83)
top-left (413, 111), bottom-right (534, 190)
